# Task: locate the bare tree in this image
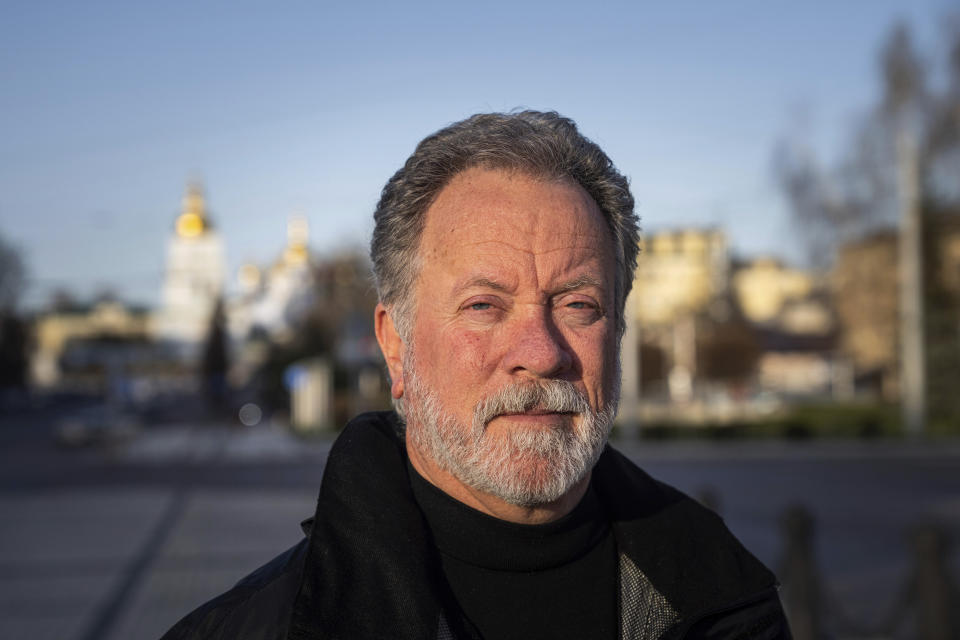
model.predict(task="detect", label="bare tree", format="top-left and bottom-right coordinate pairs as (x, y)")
top-left (773, 20), bottom-right (960, 262)
top-left (776, 18), bottom-right (960, 432)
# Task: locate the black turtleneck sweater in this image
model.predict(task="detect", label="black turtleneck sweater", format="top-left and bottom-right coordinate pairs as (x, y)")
top-left (409, 465), bottom-right (618, 640)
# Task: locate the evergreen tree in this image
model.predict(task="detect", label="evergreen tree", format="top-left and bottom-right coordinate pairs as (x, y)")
top-left (201, 297), bottom-right (230, 412)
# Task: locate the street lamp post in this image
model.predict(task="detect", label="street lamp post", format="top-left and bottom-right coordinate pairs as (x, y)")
top-left (897, 123), bottom-right (926, 437)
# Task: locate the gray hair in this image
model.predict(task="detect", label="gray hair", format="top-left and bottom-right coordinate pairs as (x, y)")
top-left (371, 110), bottom-right (640, 340)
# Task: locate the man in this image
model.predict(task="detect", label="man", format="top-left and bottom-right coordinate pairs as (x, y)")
top-left (163, 111), bottom-right (790, 639)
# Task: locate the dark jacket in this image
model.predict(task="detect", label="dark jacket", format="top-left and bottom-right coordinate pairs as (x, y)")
top-left (162, 412), bottom-right (791, 639)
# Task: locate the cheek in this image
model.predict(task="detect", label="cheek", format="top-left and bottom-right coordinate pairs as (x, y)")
top-left (442, 337), bottom-right (490, 396)
top-left (419, 329), bottom-right (491, 388)
top-left (572, 330), bottom-right (618, 395)
top-left (456, 331), bottom-right (490, 371)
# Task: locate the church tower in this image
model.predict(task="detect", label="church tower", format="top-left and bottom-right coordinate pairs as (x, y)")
top-left (231, 214), bottom-right (315, 341)
top-left (156, 181), bottom-right (226, 358)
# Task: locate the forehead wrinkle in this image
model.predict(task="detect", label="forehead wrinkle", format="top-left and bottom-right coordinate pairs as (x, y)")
top-left (450, 237), bottom-right (604, 258)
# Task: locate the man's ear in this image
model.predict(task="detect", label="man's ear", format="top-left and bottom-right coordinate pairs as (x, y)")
top-left (374, 303), bottom-right (406, 399)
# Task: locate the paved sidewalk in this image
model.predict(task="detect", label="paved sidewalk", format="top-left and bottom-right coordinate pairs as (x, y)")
top-left (0, 420), bottom-right (328, 639)
top-left (0, 487), bottom-right (316, 640)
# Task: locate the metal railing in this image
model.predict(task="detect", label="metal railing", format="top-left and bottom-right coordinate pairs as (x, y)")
top-left (776, 504), bottom-right (958, 639)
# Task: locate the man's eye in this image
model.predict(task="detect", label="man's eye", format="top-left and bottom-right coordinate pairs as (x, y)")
top-left (469, 302), bottom-right (493, 311)
top-left (565, 299), bottom-right (598, 312)
top-left (559, 298), bottom-right (601, 323)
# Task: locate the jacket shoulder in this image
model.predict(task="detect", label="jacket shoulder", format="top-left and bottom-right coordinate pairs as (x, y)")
top-left (160, 538), bottom-right (309, 640)
top-left (594, 446), bottom-right (782, 626)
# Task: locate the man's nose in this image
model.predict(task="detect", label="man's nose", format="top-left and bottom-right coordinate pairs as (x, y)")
top-left (503, 307), bottom-right (573, 378)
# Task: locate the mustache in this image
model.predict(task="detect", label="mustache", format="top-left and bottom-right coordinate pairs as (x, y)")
top-left (474, 379), bottom-right (591, 427)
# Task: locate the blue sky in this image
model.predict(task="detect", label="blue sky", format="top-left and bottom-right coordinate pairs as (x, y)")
top-left (1, 0), bottom-right (955, 308)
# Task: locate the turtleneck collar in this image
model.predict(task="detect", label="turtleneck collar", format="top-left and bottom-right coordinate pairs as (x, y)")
top-left (408, 461), bottom-right (609, 572)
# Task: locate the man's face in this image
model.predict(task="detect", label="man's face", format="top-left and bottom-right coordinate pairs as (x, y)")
top-left (397, 167), bottom-right (620, 507)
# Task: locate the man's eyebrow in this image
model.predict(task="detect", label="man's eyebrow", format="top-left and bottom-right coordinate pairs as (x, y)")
top-left (453, 276), bottom-right (514, 295)
top-left (452, 274), bottom-right (603, 296)
top-left (553, 274), bottom-right (604, 293)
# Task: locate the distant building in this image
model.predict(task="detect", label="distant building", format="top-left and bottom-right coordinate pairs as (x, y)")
top-left (632, 228), bottom-right (729, 326)
top-left (229, 215), bottom-right (315, 346)
top-left (27, 182), bottom-right (386, 414)
top-left (624, 228), bottom-right (845, 417)
top-left (31, 299), bottom-right (153, 392)
top-left (830, 217), bottom-right (960, 400)
top-left (627, 228), bottom-right (729, 404)
top-left (154, 182), bottom-right (226, 359)
top-left (227, 216), bottom-right (318, 387)
top-left (932, 216), bottom-right (960, 295)
top-left (830, 231), bottom-right (899, 398)
top-left (733, 258), bottom-right (818, 326)
top-left (733, 258), bottom-right (839, 398)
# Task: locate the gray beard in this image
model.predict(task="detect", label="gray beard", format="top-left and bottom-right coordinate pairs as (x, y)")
top-left (403, 360), bottom-right (619, 507)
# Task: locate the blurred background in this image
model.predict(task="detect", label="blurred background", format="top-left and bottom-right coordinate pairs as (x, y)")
top-left (2, 1), bottom-right (959, 638)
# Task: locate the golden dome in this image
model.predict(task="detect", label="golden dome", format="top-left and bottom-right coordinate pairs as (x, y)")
top-left (175, 181), bottom-right (209, 238)
top-left (176, 212), bottom-right (204, 237)
top-left (282, 215), bottom-right (310, 266)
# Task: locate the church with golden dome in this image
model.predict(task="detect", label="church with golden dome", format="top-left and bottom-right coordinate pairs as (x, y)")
top-left (229, 213), bottom-right (317, 345)
top-left (155, 182), bottom-right (227, 358)
top-left (29, 180), bottom-right (327, 391)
